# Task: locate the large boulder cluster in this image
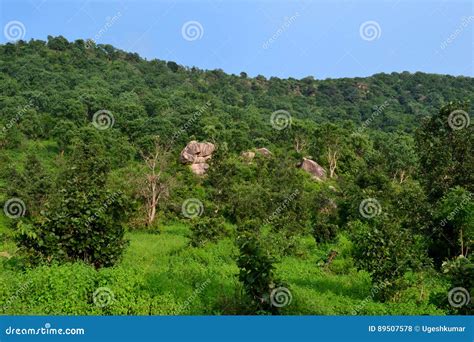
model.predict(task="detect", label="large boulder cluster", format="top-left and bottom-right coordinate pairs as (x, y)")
top-left (180, 141), bottom-right (216, 175)
top-left (180, 142), bottom-right (327, 181)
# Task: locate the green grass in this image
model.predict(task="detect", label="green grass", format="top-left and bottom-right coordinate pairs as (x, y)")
top-left (0, 221), bottom-right (446, 315)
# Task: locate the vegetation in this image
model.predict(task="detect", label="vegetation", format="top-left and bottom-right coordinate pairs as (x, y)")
top-left (0, 37), bottom-right (472, 315)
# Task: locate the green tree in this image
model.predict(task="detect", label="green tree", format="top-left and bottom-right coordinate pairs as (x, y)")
top-left (431, 186), bottom-right (473, 262)
top-left (416, 101), bottom-right (473, 201)
top-left (350, 218), bottom-right (426, 298)
top-left (16, 129), bottom-right (130, 268)
top-left (236, 222), bottom-right (280, 314)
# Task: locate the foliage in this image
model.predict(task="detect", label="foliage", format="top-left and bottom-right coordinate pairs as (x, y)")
top-left (437, 256), bottom-right (474, 315)
top-left (0, 225), bottom-right (445, 315)
top-left (442, 255), bottom-right (474, 290)
top-left (3, 150), bottom-right (52, 217)
top-left (416, 101), bottom-right (473, 201)
top-left (430, 186), bottom-right (473, 264)
top-left (15, 131), bottom-right (130, 268)
top-left (313, 223), bottom-right (339, 244)
top-left (236, 222), bottom-right (280, 314)
top-left (350, 219), bottom-right (426, 299)
top-left (190, 216), bottom-right (229, 247)
top-left (0, 38), bottom-right (472, 316)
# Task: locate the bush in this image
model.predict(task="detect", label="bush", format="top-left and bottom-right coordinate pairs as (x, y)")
top-left (313, 223), bottom-right (338, 244)
top-left (438, 255), bottom-right (474, 315)
top-left (236, 223), bottom-right (281, 314)
top-left (0, 263), bottom-right (97, 315)
top-left (430, 186), bottom-right (473, 264)
top-left (190, 217), bottom-right (229, 247)
top-left (350, 219), bottom-right (427, 299)
top-left (15, 130), bottom-right (130, 268)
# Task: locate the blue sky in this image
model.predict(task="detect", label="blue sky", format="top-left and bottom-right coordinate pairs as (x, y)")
top-left (1, 0), bottom-right (472, 79)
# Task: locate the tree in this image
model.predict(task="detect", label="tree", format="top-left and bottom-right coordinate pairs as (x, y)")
top-left (350, 218), bottom-right (426, 296)
top-left (16, 129), bottom-right (129, 268)
top-left (236, 222), bottom-right (280, 314)
top-left (373, 131), bottom-right (418, 183)
top-left (138, 136), bottom-right (173, 227)
top-left (313, 123), bottom-right (354, 179)
top-left (416, 101), bottom-right (473, 201)
top-left (51, 120), bottom-right (78, 154)
top-left (432, 187), bottom-right (473, 261)
top-left (5, 151), bottom-right (52, 217)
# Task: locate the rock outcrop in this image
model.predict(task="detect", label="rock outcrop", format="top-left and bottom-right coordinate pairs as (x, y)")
top-left (255, 147), bottom-right (272, 157)
top-left (241, 151), bottom-right (256, 162)
top-left (240, 148), bottom-right (272, 163)
top-left (299, 157), bottom-right (326, 181)
top-left (0, 251), bottom-right (11, 259)
top-left (180, 141), bottom-right (215, 175)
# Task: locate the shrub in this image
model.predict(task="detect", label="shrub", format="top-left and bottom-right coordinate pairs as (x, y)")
top-left (236, 223), bottom-right (281, 314)
top-left (350, 219), bottom-right (426, 299)
top-left (0, 263), bottom-right (97, 315)
top-left (431, 186), bottom-right (473, 263)
top-left (438, 255), bottom-right (474, 315)
top-left (313, 223), bottom-right (338, 244)
top-left (15, 130), bottom-right (130, 268)
top-left (190, 217), bottom-right (228, 247)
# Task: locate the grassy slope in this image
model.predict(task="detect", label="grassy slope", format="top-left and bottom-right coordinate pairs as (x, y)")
top-left (0, 221), bottom-right (445, 315)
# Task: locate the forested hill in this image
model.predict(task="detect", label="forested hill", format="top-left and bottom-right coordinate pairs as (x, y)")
top-left (1, 36), bottom-right (473, 152)
top-left (1, 36), bottom-right (473, 316)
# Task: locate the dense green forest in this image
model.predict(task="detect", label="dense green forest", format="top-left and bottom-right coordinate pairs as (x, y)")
top-left (0, 36), bottom-right (472, 315)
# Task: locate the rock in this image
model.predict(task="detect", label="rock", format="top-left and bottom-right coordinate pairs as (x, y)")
top-left (180, 141), bottom-right (215, 175)
top-left (241, 151), bottom-right (256, 162)
top-left (180, 141), bottom-right (215, 164)
top-left (0, 251), bottom-right (12, 259)
top-left (240, 148), bottom-right (271, 162)
top-left (255, 148), bottom-right (272, 157)
top-left (299, 157), bottom-right (326, 181)
top-left (190, 163), bottom-right (209, 176)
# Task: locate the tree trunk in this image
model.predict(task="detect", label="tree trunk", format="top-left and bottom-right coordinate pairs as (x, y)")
top-left (328, 149), bottom-right (338, 178)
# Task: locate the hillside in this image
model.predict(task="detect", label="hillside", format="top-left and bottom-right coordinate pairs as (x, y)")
top-left (1, 36), bottom-right (473, 143)
top-left (0, 37), bottom-right (472, 315)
